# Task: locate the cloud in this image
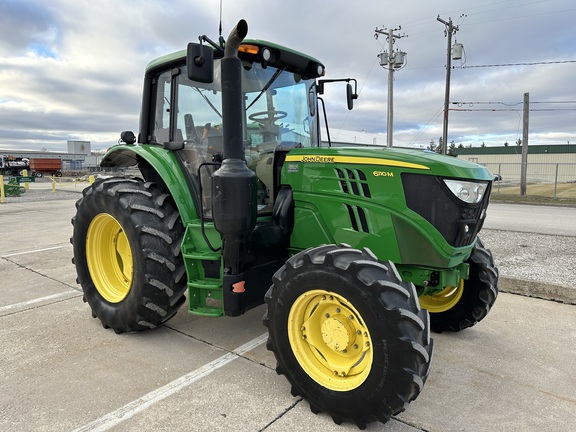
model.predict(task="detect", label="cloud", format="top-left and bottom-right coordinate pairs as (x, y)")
top-left (0, 0), bottom-right (61, 57)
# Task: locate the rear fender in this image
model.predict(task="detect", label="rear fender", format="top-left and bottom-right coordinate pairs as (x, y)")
top-left (101, 145), bottom-right (198, 224)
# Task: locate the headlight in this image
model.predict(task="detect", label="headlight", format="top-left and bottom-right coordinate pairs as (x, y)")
top-left (443, 179), bottom-right (488, 204)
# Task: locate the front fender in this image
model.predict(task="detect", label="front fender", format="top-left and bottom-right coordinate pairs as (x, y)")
top-left (101, 144), bottom-right (198, 224)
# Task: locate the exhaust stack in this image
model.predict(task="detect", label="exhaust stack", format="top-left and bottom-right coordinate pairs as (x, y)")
top-left (211, 19), bottom-right (258, 316)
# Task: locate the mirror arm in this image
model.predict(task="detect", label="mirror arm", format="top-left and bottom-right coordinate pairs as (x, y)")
top-left (317, 78), bottom-right (359, 99)
top-left (199, 35), bottom-right (224, 54)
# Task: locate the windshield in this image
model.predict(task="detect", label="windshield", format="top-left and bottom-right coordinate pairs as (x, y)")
top-left (164, 60), bottom-right (319, 149)
top-left (151, 59), bottom-right (319, 217)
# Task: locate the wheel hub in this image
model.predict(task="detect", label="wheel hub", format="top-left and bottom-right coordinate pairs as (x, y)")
top-left (288, 290), bottom-right (373, 391)
top-left (321, 316), bottom-right (354, 352)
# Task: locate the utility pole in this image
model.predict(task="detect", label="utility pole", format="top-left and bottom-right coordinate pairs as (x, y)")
top-left (520, 92), bottom-right (529, 196)
top-left (437, 15), bottom-right (461, 155)
top-left (375, 26), bottom-right (407, 147)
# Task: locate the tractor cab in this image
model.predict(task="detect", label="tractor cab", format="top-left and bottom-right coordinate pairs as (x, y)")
top-left (140, 40), bottom-right (325, 219)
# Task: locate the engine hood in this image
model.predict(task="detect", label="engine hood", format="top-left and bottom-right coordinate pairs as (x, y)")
top-left (285, 146), bottom-right (494, 181)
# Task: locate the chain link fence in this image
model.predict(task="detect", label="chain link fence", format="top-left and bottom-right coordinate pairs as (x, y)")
top-left (483, 162), bottom-right (576, 199)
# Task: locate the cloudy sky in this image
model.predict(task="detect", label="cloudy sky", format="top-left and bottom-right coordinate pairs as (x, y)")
top-left (1, 0), bottom-right (576, 152)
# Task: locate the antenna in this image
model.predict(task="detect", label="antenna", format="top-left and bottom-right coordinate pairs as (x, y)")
top-left (218, 0), bottom-right (224, 47)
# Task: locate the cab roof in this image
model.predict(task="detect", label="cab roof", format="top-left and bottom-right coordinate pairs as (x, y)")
top-left (145, 39), bottom-right (324, 79)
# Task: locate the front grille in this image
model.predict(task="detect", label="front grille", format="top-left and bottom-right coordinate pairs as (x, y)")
top-left (345, 203), bottom-right (370, 233)
top-left (335, 168), bottom-right (371, 198)
top-left (401, 173), bottom-right (491, 247)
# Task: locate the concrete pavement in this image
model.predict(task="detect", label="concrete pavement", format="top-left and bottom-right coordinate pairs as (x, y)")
top-left (1, 193), bottom-right (575, 431)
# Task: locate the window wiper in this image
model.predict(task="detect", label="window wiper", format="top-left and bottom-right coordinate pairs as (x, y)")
top-left (194, 88), bottom-right (222, 119)
top-left (246, 67), bottom-right (286, 111)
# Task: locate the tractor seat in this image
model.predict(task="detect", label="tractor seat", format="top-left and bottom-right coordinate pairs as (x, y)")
top-left (249, 186), bottom-right (294, 248)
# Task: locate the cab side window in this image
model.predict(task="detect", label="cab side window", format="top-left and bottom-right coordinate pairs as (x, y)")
top-left (151, 71), bottom-right (172, 144)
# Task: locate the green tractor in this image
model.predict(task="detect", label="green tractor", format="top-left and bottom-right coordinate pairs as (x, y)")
top-left (72, 20), bottom-right (498, 429)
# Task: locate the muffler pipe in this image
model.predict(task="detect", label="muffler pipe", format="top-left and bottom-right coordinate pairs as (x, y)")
top-left (212, 19), bottom-right (257, 316)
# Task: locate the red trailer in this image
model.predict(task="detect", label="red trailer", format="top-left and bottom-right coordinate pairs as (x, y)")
top-left (30, 158), bottom-right (62, 177)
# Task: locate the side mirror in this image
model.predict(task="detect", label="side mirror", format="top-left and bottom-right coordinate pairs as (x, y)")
top-left (308, 87), bottom-right (316, 117)
top-left (187, 43), bottom-right (214, 83)
top-left (346, 83), bottom-right (355, 110)
top-left (318, 78), bottom-right (358, 110)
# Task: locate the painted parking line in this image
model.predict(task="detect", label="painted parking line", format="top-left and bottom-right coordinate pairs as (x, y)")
top-left (0, 291), bottom-right (81, 314)
top-left (1, 245), bottom-right (68, 258)
top-left (72, 333), bottom-right (269, 432)
top-left (1, 245), bottom-right (78, 314)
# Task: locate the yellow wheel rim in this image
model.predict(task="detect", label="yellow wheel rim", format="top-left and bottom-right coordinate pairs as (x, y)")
top-left (419, 280), bottom-right (464, 313)
top-left (288, 289), bottom-right (373, 392)
top-left (86, 213), bottom-right (133, 303)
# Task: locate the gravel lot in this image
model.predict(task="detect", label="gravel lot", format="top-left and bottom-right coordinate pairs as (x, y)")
top-left (1, 187), bottom-right (82, 203)
top-left (481, 229), bottom-right (574, 288)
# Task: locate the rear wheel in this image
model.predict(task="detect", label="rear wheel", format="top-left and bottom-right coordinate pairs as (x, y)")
top-left (71, 177), bottom-right (187, 333)
top-left (419, 238), bottom-right (498, 332)
top-left (264, 245), bottom-right (433, 429)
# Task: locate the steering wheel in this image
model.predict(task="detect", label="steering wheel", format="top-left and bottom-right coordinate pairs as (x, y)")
top-left (248, 110), bottom-right (288, 126)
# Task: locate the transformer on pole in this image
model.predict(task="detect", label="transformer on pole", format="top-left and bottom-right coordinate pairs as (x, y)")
top-left (437, 15), bottom-right (464, 154)
top-left (375, 26), bottom-right (407, 147)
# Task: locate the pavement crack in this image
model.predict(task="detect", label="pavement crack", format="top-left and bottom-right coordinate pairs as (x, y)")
top-left (258, 397), bottom-right (303, 431)
top-left (165, 325), bottom-right (276, 371)
top-left (394, 417), bottom-right (432, 431)
top-left (1, 256), bottom-right (82, 292)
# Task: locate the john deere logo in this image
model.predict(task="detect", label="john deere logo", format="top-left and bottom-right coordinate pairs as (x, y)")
top-left (301, 156), bottom-right (335, 163)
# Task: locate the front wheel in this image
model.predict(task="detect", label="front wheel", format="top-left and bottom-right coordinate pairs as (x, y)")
top-left (264, 245), bottom-right (433, 429)
top-left (71, 177), bottom-right (187, 333)
top-left (419, 238), bottom-right (498, 332)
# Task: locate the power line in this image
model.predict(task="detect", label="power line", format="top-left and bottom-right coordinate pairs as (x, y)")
top-left (453, 101), bottom-right (522, 106)
top-left (452, 101), bottom-right (576, 105)
top-left (400, 2), bottom-right (576, 38)
top-left (408, 105), bottom-right (445, 146)
top-left (450, 108), bottom-right (576, 112)
top-left (401, 0), bottom-right (559, 30)
top-left (463, 60), bottom-right (576, 68)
